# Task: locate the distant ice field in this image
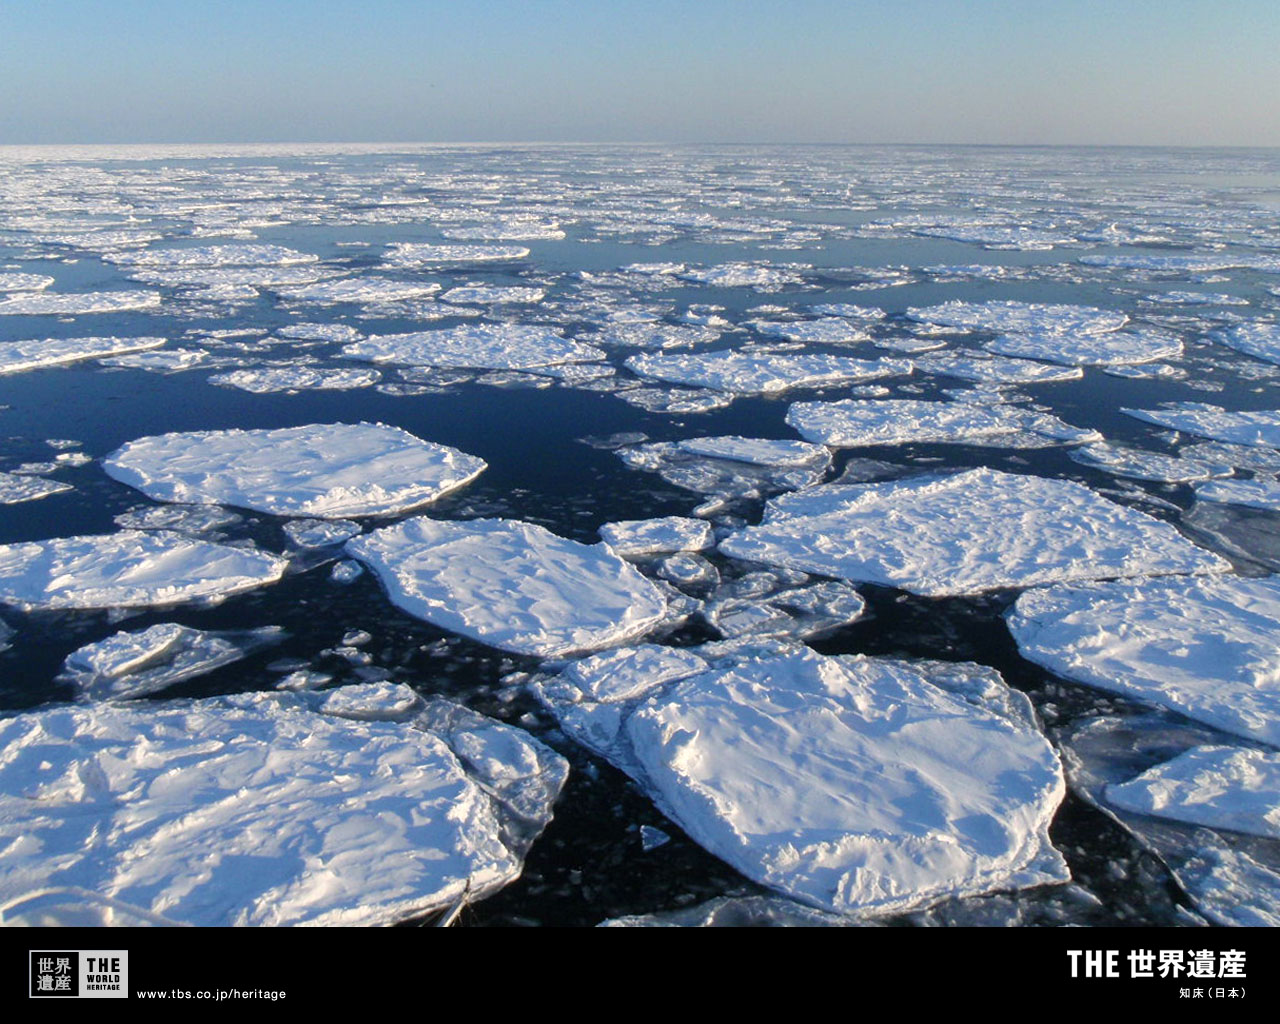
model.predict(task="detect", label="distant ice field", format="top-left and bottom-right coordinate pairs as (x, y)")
top-left (1, 143), bottom-right (1279, 929)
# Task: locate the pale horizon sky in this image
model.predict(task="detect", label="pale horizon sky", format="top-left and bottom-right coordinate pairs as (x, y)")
top-left (2, 1), bottom-right (1277, 147)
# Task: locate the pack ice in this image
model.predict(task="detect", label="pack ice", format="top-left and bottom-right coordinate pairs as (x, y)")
top-left (785, 399), bottom-right (1098, 448)
top-left (1213, 322), bottom-right (1280, 366)
top-left (344, 325), bottom-right (604, 370)
top-left (1105, 746), bottom-right (1280, 839)
top-left (60, 622), bottom-right (285, 701)
top-left (535, 644), bottom-right (1066, 916)
top-left (985, 328), bottom-right (1182, 367)
top-left (104, 423), bottom-right (486, 519)
top-left (907, 300), bottom-right (1128, 336)
top-left (1122, 403), bottom-right (1280, 449)
top-left (0, 291), bottom-right (160, 316)
top-left (1006, 574), bottom-right (1280, 747)
top-left (0, 531), bottom-right (287, 611)
top-left (720, 468), bottom-right (1226, 596)
top-left (346, 518), bottom-right (669, 657)
top-left (624, 351), bottom-right (912, 395)
top-left (0, 336), bottom-right (166, 375)
top-left (0, 687), bottom-right (567, 926)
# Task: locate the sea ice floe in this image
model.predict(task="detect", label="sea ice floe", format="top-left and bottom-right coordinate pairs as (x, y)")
top-left (0, 273), bottom-right (54, 292)
top-left (1146, 291), bottom-right (1249, 306)
top-left (785, 398), bottom-right (1098, 448)
top-left (0, 687), bottom-right (567, 925)
top-left (344, 324), bottom-right (604, 370)
top-left (588, 323), bottom-right (721, 350)
top-left (985, 328), bottom-right (1183, 366)
top-left (618, 437), bottom-right (832, 506)
top-left (276, 322), bottom-right (363, 343)
top-left (346, 517), bottom-right (670, 658)
top-left (1194, 478), bottom-right (1280, 511)
top-left (624, 351), bottom-right (911, 395)
top-left (1122, 403), bottom-right (1280, 449)
top-left (1212, 322), bottom-right (1280, 366)
top-left (0, 336), bottom-right (166, 375)
top-left (914, 352), bottom-right (1083, 384)
top-left (679, 263), bottom-right (805, 289)
top-left (106, 244), bottom-right (317, 267)
top-left (441, 285), bottom-right (545, 305)
top-left (907, 300), bottom-right (1128, 336)
top-left (720, 468), bottom-right (1226, 596)
top-left (1105, 746), bottom-right (1280, 839)
top-left (534, 644), bottom-right (1066, 916)
top-left (99, 348), bottom-right (209, 372)
top-left (1067, 442), bottom-right (1234, 483)
top-left (114, 503), bottom-right (241, 536)
top-left (616, 387), bottom-right (735, 414)
top-left (209, 366), bottom-right (381, 394)
top-left (274, 278), bottom-right (442, 304)
top-left (443, 219), bottom-right (564, 241)
top-left (282, 518), bottom-right (362, 549)
top-left (105, 422), bottom-right (486, 519)
top-left (0, 531), bottom-right (287, 611)
top-left (383, 243), bottom-right (530, 265)
top-left (599, 516), bottom-right (714, 555)
top-left (0, 291), bottom-right (161, 316)
top-left (808, 303), bottom-right (885, 320)
top-left (704, 573), bottom-right (867, 641)
top-left (1007, 574), bottom-right (1280, 746)
top-left (60, 622), bottom-right (285, 701)
top-left (0, 472), bottom-right (72, 505)
top-left (752, 318), bottom-right (872, 345)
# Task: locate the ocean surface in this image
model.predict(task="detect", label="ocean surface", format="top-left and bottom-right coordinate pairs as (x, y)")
top-left (1, 143), bottom-right (1278, 927)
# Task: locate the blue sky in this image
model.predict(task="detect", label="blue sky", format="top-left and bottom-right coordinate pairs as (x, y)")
top-left (1, 0), bottom-right (1275, 145)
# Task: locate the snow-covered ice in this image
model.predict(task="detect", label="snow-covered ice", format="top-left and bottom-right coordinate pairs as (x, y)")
top-left (0, 291), bottom-right (161, 316)
top-left (0, 472), bottom-right (72, 505)
top-left (907, 300), bottom-right (1128, 336)
top-left (985, 328), bottom-right (1183, 366)
top-left (1008, 574), bottom-right (1280, 746)
top-left (0, 531), bottom-right (287, 610)
top-left (535, 644), bottom-right (1066, 916)
top-left (344, 324), bottom-right (604, 370)
top-left (346, 517), bottom-right (670, 657)
top-left (0, 687), bottom-right (566, 925)
top-left (1213, 322), bottom-right (1280, 366)
top-left (624, 351), bottom-right (912, 395)
top-left (914, 351), bottom-right (1083, 384)
top-left (1122, 403), bottom-right (1280, 449)
top-left (0, 336), bottom-right (166, 374)
top-left (104, 422), bottom-right (486, 518)
top-left (1105, 746), bottom-right (1280, 839)
top-left (60, 623), bottom-right (285, 701)
top-left (599, 516), bottom-right (714, 555)
top-left (383, 243), bottom-right (530, 265)
top-left (1068, 442), bottom-right (1234, 483)
top-left (1194, 478), bottom-right (1280, 511)
top-left (720, 468), bottom-right (1226, 596)
top-left (209, 367), bottom-right (381, 394)
top-left (274, 278), bottom-right (442, 304)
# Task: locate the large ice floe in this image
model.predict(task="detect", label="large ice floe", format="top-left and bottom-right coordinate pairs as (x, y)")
top-left (1122, 403), bottom-right (1280, 449)
top-left (719, 468), bottom-right (1226, 596)
top-left (103, 423), bottom-right (486, 519)
top-left (343, 324), bottom-right (604, 370)
top-left (984, 328), bottom-right (1183, 367)
top-left (0, 531), bottom-right (287, 611)
top-left (1006, 574), bottom-right (1280, 747)
top-left (534, 643), bottom-right (1067, 916)
top-left (1213, 322), bottom-right (1280, 366)
top-left (0, 336), bottom-right (166, 374)
top-left (208, 367), bottom-right (381, 394)
top-left (785, 398), bottom-right (1099, 448)
top-left (907, 300), bottom-right (1128, 336)
top-left (346, 518), bottom-right (669, 657)
top-left (1104, 745), bottom-right (1280, 839)
top-left (0, 291), bottom-right (161, 316)
top-left (382, 243), bottom-right (530, 265)
top-left (914, 351), bottom-right (1083, 385)
top-left (0, 686), bottom-right (567, 925)
top-left (624, 351), bottom-right (911, 395)
top-left (60, 623), bottom-right (285, 701)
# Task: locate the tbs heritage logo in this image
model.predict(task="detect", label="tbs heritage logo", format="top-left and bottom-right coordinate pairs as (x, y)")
top-left (30, 950), bottom-right (128, 999)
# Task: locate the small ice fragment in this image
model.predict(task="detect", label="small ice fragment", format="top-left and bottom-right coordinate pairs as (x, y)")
top-left (640, 825), bottom-right (671, 851)
top-left (1122, 403), bottom-right (1280, 449)
top-left (625, 350), bottom-right (911, 395)
top-left (283, 519), bottom-right (362, 549)
top-left (0, 336), bottom-right (166, 374)
top-left (1194, 477), bottom-right (1280, 511)
top-left (0, 472), bottom-right (72, 505)
top-left (599, 517), bottom-right (714, 556)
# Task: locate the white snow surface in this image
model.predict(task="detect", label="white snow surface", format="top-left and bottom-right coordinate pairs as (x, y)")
top-left (599, 516), bottom-right (714, 555)
top-left (536, 644), bottom-right (1066, 916)
top-left (1213, 322), bottom-right (1280, 366)
top-left (344, 324), bottom-right (604, 370)
top-left (1194, 478), bottom-right (1280, 511)
top-left (1007, 574), bottom-right (1280, 747)
top-left (625, 350), bottom-right (912, 395)
top-left (104, 422), bottom-right (486, 519)
top-left (0, 472), bottom-right (72, 504)
top-left (0, 336), bottom-right (166, 374)
top-left (274, 278), bottom-right (441, 304)
top-left (60, 622), bottom-right (285, 701)
top-left (914, 351), bottom-right (1084, 384)
top-left (1068, 443), bottom-right (1234, 483)
top-left (209, 367), bottom-right (381, 394)
top-left (0, 688), bottom-right (567, 925)
top-left (677, 435), bottom-right (830, 467)
top-left (785, 399), bottom-right (1098, 448)
top-left (106, 244), bottom-right (318, 267)
top-left (907, 300), bottom-right (1128, 336)
top-left (1122, 403), bottom-right (1280, 449)
top-left (1105, 746), bottom-right (1280, 839)
top-left (0, 291), bottom-right (161, 316)
top-left (720, 468), bottom-right (1226, 596)
top-left (985, 328), bottom-right (1183, 366)
top-left (0, 530), bottom-right (287, 610)
top-left (383, 243), bottom-right (530, 265)
top-left (346, 517), bottom-right (669, 657)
